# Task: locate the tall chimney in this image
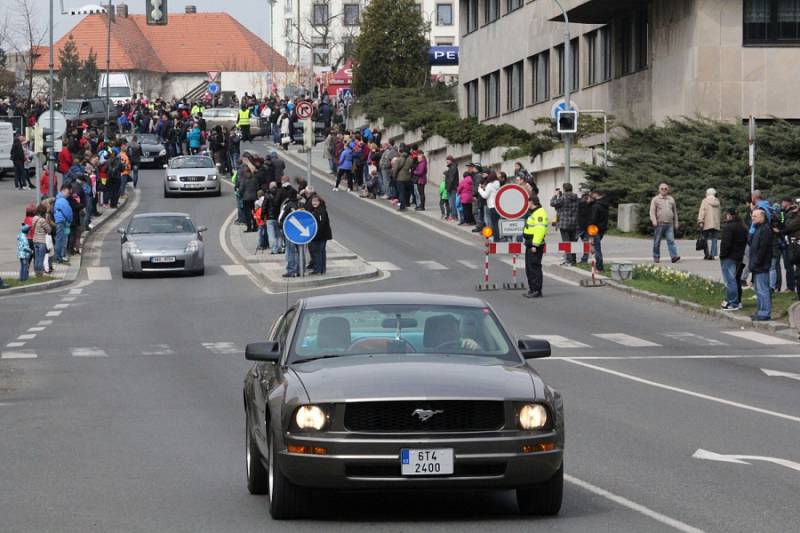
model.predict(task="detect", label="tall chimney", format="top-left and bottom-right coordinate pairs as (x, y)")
top-left (185, 5), bottom-right (197, 14)
top-left (105, 3), bottom-right (115, 17)
top-left (116, 2), bottom-right (128, 18)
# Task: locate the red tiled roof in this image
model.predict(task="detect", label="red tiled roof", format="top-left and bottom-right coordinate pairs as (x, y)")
top-left (34, 12), bottom-right (290, 73)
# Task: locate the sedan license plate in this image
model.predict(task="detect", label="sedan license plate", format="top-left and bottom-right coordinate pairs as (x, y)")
top-left (400, 448), bottom-right (453, 476)
top-left (182, 183), bottom-right (203, 189)
top-left (151, 256), bottom-right (176, 263)
top-left (140, 157), bottom-right (154, 162)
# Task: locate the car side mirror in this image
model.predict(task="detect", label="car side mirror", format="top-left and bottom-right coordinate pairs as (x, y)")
top-left (196, 225), bottom-right (208, 233)
top-left (518, 339), bottom-right (551, 359)
top-left (245, 341), bottom-right (281, 362)
top-left (117, 227), bottom-right (126, 235)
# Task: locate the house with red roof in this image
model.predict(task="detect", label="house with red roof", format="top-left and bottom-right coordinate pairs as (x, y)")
top-left (33, 3), bottom-right (292, 100)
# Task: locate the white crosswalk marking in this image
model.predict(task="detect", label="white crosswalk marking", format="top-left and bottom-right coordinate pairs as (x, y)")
top-left (27, 327), bottom-right (46, 332)
top-left (17, 334), bottom-right (36, 340)
top-left (457, 260), bottom-right (481, 269)
top-left (1, 350), bottom-right (37, 359)
top-left (370, 261), bottom-right (401, 271)
top-left (721, 330), bottom-right (796, 346)
top-left (46, 311), bottom-right (62, 317)
top-left (662, 332), bottom-right (727, 346)
top-left (201, 342), bottom-right (242, 355)
top-left (87, 267), bottom-right (112, 281)
top-left (141, 344), bottom-right (176, 356)
top-left (416, 261), bottom-right (448, 270)
top-left (53, 304), bottom-right (70, 309)
top-left (221, 264), bottom-right (249, 276)
top-left (6, 342), bottom-right (26, 348)
top-left (61, 296), bottom-right (77, 302)
top-left (593, 333), bottom-right (662, 347)
top-left (70, 347), bottom-right (108, 357)
top-left (68, 288), bottom-right (83, 295)
top-left (37, 320), bottom-right (53, 326)
top-left (527, 335), bottom-right (591, 349)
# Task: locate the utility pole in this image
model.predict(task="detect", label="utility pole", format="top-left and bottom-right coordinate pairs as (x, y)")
top-left (48, 0), bottom-right (55, 195)
top-left (268, 0), bottom-right (275, 95)
top-left (104, 1), bottom-right (113, 140)
top-left (553, 0), bottom-right (571, 184)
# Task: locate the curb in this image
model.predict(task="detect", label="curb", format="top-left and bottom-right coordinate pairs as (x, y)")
top-left (0, 190), bottom-right (134, 298)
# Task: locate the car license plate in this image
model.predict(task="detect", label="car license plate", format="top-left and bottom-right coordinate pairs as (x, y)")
top-left (400, 448), bottom-right (454, 475)
top-left (141, 157), bottom-right (154, 162)
top-left (151, 256), bottom-right (176, 263)
top-left (182, 183), bottom-right (203, 189)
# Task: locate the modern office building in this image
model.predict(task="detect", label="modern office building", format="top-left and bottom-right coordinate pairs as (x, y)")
top-left (458, 0), bottom-right (800, 129)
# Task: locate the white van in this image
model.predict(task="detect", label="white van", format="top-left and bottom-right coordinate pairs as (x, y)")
top-left (0, 122), bottom-right (14, 177)
top-left (98, 73), bottom-right (133, 104)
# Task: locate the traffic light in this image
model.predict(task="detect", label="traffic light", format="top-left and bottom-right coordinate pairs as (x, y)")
top-left (146, 0), bottom-right (168, 25)
top-left (557, 110), bottom-right (578, 134)
top-left (42, 128), bottom-right (55, 154)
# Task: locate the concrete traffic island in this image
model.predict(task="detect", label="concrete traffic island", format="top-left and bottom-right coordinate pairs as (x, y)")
top-left (225, 217), bottom-right (381, 293)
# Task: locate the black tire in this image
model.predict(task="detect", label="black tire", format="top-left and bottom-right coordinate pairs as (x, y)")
top-left (516, 462), bottom-right (563, 516)
top-left (246, 414), bottom-right (268, 495)
top-left (214, 189), bottom-right (222, 197)
top-left (267, 428), bottom-right (310, 520)
top-left (163, 187), bottom-right (171, 199)
top-left (121, 270), bottom-right (131, 279)
top-left (195, 267), bottom-right (205, 276)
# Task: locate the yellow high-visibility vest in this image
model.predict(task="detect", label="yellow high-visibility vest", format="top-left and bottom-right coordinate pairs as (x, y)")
top-left (523, 207), bottom-right (548, 246)
top-left (237, 109), bottom-right (251, 127)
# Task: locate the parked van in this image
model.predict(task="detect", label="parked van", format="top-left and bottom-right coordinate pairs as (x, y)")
top-left (0, 122), bottom-right (14, 177)
top-left (98, 73), bottom-right (133, 104)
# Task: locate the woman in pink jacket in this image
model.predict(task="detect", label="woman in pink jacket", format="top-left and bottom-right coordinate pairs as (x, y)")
top-left (457, 173), bottom-right (475, 225)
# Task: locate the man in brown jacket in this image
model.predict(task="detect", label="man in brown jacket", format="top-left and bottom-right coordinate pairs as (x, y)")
top-left (649, 182), bottom-right (681, 263)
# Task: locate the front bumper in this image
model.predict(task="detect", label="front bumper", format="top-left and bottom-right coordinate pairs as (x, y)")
top-left (279, 430), bottom-right (563, 489)
top-left (121, 249), bottom-right (204, 273)
top-left (165, 180), bottom-right (220, 194)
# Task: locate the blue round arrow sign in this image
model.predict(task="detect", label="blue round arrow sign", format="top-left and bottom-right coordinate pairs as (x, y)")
top-left (207, 82), bottom-right (220, 95)
top-left (282, 210), bottom-right (318, 245)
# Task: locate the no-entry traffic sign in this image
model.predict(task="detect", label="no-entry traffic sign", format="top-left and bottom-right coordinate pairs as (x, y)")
top-left (495, 184), bottom-right (530, 220)
top-left (296, 101), bottom-right (314, 120)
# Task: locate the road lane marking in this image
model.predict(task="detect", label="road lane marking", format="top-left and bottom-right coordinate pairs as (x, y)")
top-left (201, 342), bottom-right (242, 355)
top-left (70, 347), bottom-right (108, 357)
top-left (141, 344), bottom-right (176, 356)
top-left (457, 260), bottom-right (480, 269)
top-left (221, 264), bottom-right (249, 276)
top-left (27, 327), bottom-right (46, 332)
top-left (68, 288), bottom-right (83, 295)
top-left (17, 334), bottom-right (36, 340)
top-left (416, 261), bottom-right (448, 270)
top-left (761, 368), bottom-right (800, 382)
top-left (370, 261), bottom-right (401, 271)
top-left (562, 358), bottom-right (800, 424)
top-left (721, 330), bottom-right (796, 345)
top-left (692, 448), bottom-right (800, 473)
top-left (526, 335), bottom-right (591, 349)
top-left (565, 474), bottom-right (705, 533)
top-left (593, 333), bottom-right (661, 347)
top-left (662, 332), bottom-right (727, 346)
top-left (37, 320), bottom-right (53, 326)
top-left (544, 354), bottom-right (800, 360)
top-left (1, 350), bottom-right (37, 359)
top-left (61, 296), bottom-right (77, 302)
top-left (53, 303), bottom-right (70, 309)
top-left (6, 342), bottom-right (26, 348)
top-left (87, 267), bottom-right (112, 281)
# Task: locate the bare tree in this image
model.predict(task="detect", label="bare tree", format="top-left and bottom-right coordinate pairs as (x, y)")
top-left (8, 0), bottom-right (46, 107)
top-left (287, 10), bottom-right (358, 72)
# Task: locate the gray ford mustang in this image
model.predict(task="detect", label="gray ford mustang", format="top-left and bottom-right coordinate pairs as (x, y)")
top-left (243, 292), bottom-right (563, 520)
top-left (118, 212), bottom-right (206, 277)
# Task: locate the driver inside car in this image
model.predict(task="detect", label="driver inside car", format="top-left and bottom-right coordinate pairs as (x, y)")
top-left (423, 314), bottom-right (482, 352)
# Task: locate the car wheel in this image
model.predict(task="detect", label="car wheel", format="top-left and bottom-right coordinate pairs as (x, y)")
top-left (215, 189), bottom-right (222, 197)
top-left (163, 187), bottom-right (170, 198)
top-left (516, 462), bottom-right (563, 516)
top-left (121, 270), bottom-right (131, 279)
top-left (246, 413), bottom-right (268, 495)
top-left (195, 267), bottom-right (205, 276)
top-left (267, 427), bottom-right (310, 519)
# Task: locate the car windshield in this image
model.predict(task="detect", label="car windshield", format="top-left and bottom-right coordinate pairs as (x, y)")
top-left (137, 134), bottom-right (160, 145)
top-left (169, 157), bottom-right (214, 169)
top-left (291, 304), bottom-right (515, 363)
top-left (99, 87), bottom-right (131, 98)
top-left (128, 216), bottom-right (195, 235)
top-left (62, 101), bottom-right (81, 114)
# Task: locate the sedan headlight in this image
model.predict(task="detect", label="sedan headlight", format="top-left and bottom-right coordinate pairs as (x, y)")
top-left (167, 175), bottom-right (178, 181)
top-left (208, 174), bottom-right (218, 181)
top-left (158, 149), bottom-right (167, 156)
top-left (518, 404), bottom-right (548, 430)
top-left (123, 241), bottom-right (141, 254)
top-left (295, 405), bottom-right (328, 430)
top-left (185, 240), bottom-right (202, 253)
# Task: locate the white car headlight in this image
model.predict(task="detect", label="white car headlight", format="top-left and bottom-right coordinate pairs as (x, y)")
top-left (124, 242), bottom-right (141, 254)
top-left (185, 240), bottom-right (202, 253)
top-left (159, 149), bottom-right (167, 156)
top-left (518, 404), bottom-right (548, 430)
top-left (295, 405), bottom-right (327, 430)
top-left (208, 174), bottom-right (218, 181)
top-left (167, 175), bottom-right (178, 181)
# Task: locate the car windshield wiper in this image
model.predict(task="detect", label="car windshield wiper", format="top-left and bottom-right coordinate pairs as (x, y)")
top-left (292, 354), bottom-right (348, 364)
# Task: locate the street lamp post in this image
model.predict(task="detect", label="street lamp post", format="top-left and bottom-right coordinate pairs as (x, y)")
top-left (104, 0), bottom-right (113, 140)
top-left (552, 0), bottom-right (571, 184)
top-left (48, 0), bottom-right (56, 195)
top-left (268, 0), bottom-right (275, 96)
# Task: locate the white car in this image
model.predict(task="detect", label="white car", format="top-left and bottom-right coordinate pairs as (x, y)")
top-left (163, 155), bottom-right (222, 198)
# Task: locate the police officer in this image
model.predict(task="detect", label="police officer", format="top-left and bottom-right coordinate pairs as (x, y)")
top-left (237, 103), bottom-right (252, 142)
top-left (523, 195), bottom-right (549, 298)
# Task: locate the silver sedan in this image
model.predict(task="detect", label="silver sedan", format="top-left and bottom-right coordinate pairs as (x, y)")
top-left (119, 213), bottom-right (206, 277)
top-left (163, 155), bottom-right (221, 197)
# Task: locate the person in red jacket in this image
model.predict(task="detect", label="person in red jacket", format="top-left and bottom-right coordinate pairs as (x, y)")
top-left (39, 168), bottom-right (58, 198)
top-left (57, 145), bottom-right (73, 176)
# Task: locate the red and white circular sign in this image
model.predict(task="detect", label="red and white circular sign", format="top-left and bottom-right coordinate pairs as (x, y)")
top-left (296, 100), bottom-right (314, 120)
top-left (495, 184), bottom-right (530, 220)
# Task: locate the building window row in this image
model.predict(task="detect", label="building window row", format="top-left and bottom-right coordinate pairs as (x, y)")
top-left (311, 3), bottom-right (361, 27)
top-left (483, 70), bottom-right (501, 118)
top-left (744, 0), bottom-right (800, 44)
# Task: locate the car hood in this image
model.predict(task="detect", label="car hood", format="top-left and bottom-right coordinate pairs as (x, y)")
top-left (291, 355), bottom-right (538, 402)
top-left (127, 233), bottom-right (195, 251)
top-left (140, 143), bottom-right (164, 151)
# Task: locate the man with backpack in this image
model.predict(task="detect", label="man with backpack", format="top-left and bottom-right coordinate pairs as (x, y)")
top-left (127, 136), bottom-right (142, 188)
top-left (277, 182), bottom-right (300, 278)
top-left (107, 148), bottom-right (123, 209)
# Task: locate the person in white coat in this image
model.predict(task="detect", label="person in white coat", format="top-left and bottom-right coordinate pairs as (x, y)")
top-left (478, 172), bottom-right (502, 242)
top-left (279, 112), bottom-right (291, 151)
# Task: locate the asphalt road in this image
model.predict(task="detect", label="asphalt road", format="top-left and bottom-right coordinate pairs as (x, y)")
top-left (1, 151), bottom-right (798, 533)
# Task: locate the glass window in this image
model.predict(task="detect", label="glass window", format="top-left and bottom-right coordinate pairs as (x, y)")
top-left (570, 38), bottom-right (580, 91)
top-left (467, 0), bottom-right (479, 33)
top-left (619, 17), bottom-right (634, 75)
top-left (343, 4), bottom-right (360, 26)
top-left (636, 10), bottom-right (649, 69)
top-left (507, 0), bottom-right (524, 12)
top-left (466, 80), bottom-right (479, 118)
top-left (484, 71), bottom-right (500, 118)
top-left (437, 3), bottom-right (453, 25)
top-left (505, 61), bottom-right (523, 112)
top-left (312, 3), bottom-right (328, 26)
top-left (485, 0), bottom-right (499, 23)
top-left (168, 156), bottom-right (215, 169)
top-left (128, 216), bottom-right (196, 235)
top-left (745, 0), bottom-right (800, 44)
top-left (290, 305), bottom-right (515, 363)
top-left (587, 27), bottom-right (612, 85)
top-left (531, 50), bottom-right (550, 103)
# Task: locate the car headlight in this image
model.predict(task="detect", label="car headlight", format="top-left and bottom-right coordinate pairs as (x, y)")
top-left (158, 149), bottom-right (167, 156)
top-left (185, 240), bottom-right (202, 253)
top-left (208, 174), bottom-right (218, 181)
top-left (295, 405), bottom-right (328, 430)
top-left (124, 242), bottom-right (141, 254)
top-left (518, 404), bottom-right (548, 430)
top-left (167, 175), bottom-right (178, 181)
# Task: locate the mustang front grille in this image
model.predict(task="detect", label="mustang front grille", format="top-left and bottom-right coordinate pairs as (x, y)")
top-left (343, 401), bottom-right (505, 432)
